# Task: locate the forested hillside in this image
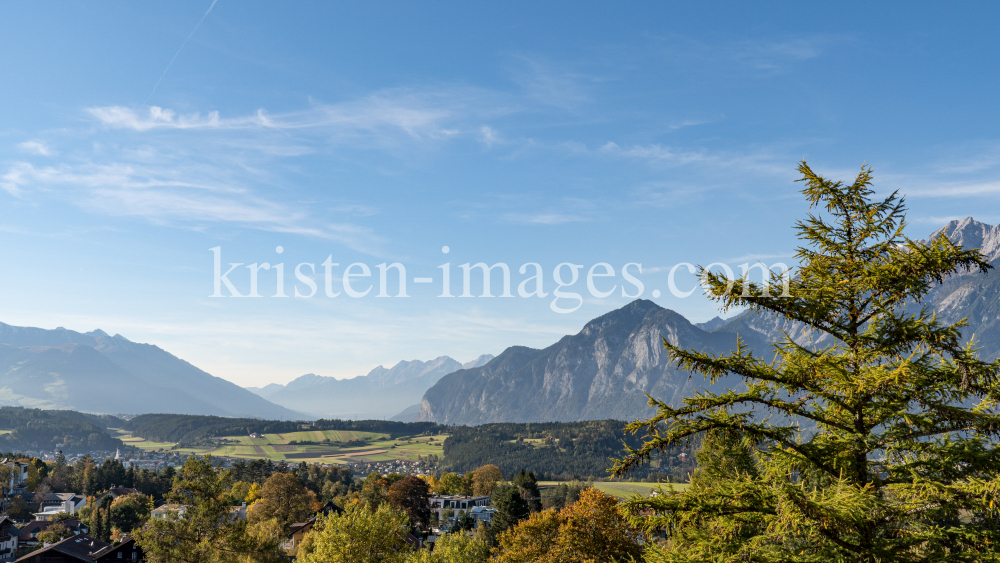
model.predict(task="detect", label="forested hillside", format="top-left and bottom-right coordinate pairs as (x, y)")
top-left (441, 420), bottom-right (693, 481)
top-left (0, 406), bottom-right (123, 452)
top-left (124, 414), bottom-right (445, 445)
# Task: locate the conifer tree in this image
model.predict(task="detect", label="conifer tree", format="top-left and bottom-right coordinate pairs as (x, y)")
top-left (614, 162), bottom-right (1000, 562)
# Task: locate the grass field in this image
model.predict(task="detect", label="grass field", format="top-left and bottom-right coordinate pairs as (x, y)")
top-left (230, 430), bottom-right (390, 446)
top-left (115, 428), bottom-right (448, 465)
top-left (113, 430), bottom-right (180, 451)
top-left (538, 481), bottom-right (690, 498)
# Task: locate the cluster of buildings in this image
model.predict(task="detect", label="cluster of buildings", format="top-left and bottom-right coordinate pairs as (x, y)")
top-left (1, 453), bottom-right (504, 561)
top-left (348, 458), bottom-right (430, 477)
top-left (0, 459), bottom-right (147, 562)
top-left (12, 532), bottom-right (143, 563)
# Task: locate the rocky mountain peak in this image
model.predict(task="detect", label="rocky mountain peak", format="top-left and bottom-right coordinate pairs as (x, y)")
top-left (579, 298), bottom-right (666, 335)
top-left (926, 217), bottom-right (1000, 262)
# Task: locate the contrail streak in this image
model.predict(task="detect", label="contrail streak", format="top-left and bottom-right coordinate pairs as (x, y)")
top-left (144, 0), bottom-right (219, 105)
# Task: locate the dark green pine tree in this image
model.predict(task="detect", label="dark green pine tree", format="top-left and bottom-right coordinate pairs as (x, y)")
top-left (101, 497), bottom-right (114, 541)
top-left (513, 469), bottom-right (542, 512)
top-left (101, 496), bottom-right (113, 542)
top-left (91, 507), bottom-right (105, 543)
top-left (614, 162), bottom-right (1000, 563)
top-left (488, 484), bottom-right (530, 546)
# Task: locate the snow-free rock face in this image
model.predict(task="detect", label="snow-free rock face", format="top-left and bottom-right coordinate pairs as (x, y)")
top-left (418, 300), bottom-right (761, 424)
top-left (419, 218), bottom-right (1000, 425)
top-left (926, 217), bottom-right (1000, 263)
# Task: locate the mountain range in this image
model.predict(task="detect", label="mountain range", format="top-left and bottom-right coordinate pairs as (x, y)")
top-left (4, 217), bottom-right (999, 424)
top-left (0, 324), bottom-right (302, 419)
top-left (416, 217), bottom-right (1000, 424)
top-left (245, 354), bottom-right (494, 420)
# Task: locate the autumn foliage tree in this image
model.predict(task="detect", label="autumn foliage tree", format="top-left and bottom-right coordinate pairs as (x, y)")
top-left (495, 488), bottom-right (645, 563)
top-left (359, 472), bottom-right (389, 509)
top-left (296, 501), bottom-right (411, 563)
top-left (108, 493), bottom-right (153, 535)
top-left (435, 473), bottom-right (466, 496)
top-left (615, 163), bottom-right (1000, 562)
top-left (37, 523), bottom-right (72, 545)
top-left (134, 456), bottom-right (284, 563)
top-left (387, 475), bottom-right (431, 531)
top-left (248, 472), bottom-right (318, 534)
top-left (472, 465), bottom-right (504, 496)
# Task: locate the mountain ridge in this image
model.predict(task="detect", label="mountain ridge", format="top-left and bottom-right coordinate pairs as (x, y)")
top-left (0, 322), bottom-right (303, 419)
top-left (418, 300), bottom-right (758, 424)
top-left (248, 354), bottom-right (495, 419)
top-left (417, 217), bottom-right (1000, 425)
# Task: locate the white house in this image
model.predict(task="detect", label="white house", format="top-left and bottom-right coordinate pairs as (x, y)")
top-left (470, 505), bottom-right (496, 524)
top-left (151, 504), bottom-right (188, 520)
top-left (428, 495), bottom-right (490, 523)
top-left (1, 460), bottom-right (29, 495)
top-left (0, 516), bottom-right (17, 561)
top-left (32, 493), bottom-right (87, 520)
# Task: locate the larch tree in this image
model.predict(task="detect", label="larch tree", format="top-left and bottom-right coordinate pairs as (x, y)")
top-left (494, 488), bottom-right (645, 563)
top-left (296, 501), bottom-right (411, 563)
top-left (247, 472), bottom-right (317, 535)
top-left (387, 475), bottom-right (431, 531)
top-left (134, 456), bottom-right (284, 563)
top-left (472, 465), bottom-right (505, 497)
top-left (614, 162), bottom-right (1000, 562)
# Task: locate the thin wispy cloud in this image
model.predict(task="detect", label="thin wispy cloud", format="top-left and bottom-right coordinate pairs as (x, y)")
top-left (648, 33), bottom-right (845, 76)
top-left (600, 141), bottom-right (792, 180)
top-left (898, 181), bottom-right (1000, 198)
top-left (669, 116), bottom-right (723, 130)
top-left (89, 91), bottom-right (480, 144)
top-left (734, 38), bottom-right (824, 70)
top-left (503, 212), bottom-right (589, 225)
top-left (2, 160), bottom-right (385, 254)
top-left (600, 141), bottom-right (707, 165)
top-left (17, 140), bottom-right (55, 156)
top-left (9, 88), bottom-right (523, 256)
top-left (508, 56), bottom-right (595, 109)
top-left (479, 126), bottom-right (501, 147)
top-left (931, 142), bottom-right (1000, 174)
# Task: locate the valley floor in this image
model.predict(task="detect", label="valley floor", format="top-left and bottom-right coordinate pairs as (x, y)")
top-left (113, 428), bottom-right (446, 465)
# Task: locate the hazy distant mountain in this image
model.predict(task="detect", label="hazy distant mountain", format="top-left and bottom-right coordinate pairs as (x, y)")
top-left (244, 383), bottom-right (286, 400)
top-left (462, 355), bottom-right (495, 370)
top-left (713, 217), bottom-right (1000, 360)
top-left (695, 316), bottom-right (727, 331)
top-left (248, 354), bottom-right (494, 420)
top-left (389, 404), bottom-right (423, 422)
top-left (0, 323), bottom-right (302, 419)
top-left (418, 300), bottom-right (759, 424)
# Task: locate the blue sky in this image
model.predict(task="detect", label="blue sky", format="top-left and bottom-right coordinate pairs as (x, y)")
top-left (2, 2), bottom-right (999, 387)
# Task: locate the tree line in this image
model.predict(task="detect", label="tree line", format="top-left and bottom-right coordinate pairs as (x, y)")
top-left (0, 407), bottom-right (124, 452)
top-left (440, 420), bottom-right (692, 481)
top-left (123, 414), bottom-right (446, 445)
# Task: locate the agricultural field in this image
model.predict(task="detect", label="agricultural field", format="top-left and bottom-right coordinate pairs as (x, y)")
top-left (113, 430), bottom-right (179, 451)
top-left (229, 429), bottom-right (388, 446)
top-left (538, 481), bottom-right (690, 499)
top-left (115, 428), bottom-right (448, 465)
